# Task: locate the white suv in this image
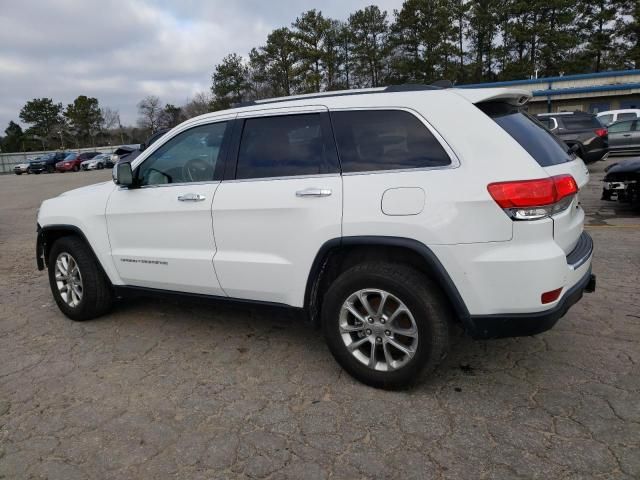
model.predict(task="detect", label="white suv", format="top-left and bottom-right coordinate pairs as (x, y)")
top-left (36, 85), bottom-right (596, 389)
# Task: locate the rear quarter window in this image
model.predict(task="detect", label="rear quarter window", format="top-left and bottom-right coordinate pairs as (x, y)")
top-left (331, 110), bottom-right (451, 173)
top-left (479, 102), bottom-right (573, 167)
top-left (560, 116), bottom-right (601, 130)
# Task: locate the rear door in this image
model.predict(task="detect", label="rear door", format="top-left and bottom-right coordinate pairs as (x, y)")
top-left (211, 106), bottom-right (342, 307)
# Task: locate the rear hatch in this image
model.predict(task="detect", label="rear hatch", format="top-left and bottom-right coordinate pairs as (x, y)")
top-left (475, 99), bottom-right (589, 255)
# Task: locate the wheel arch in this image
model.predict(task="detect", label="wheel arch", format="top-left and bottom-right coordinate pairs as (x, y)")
top-left (37, 224), bottom-right (110, 283)
top-left (304, 236), bottom-right (471, 328)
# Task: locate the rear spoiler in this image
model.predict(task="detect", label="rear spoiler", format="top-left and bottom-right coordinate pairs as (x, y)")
top-left (452, 87), bottom-right (531, 107)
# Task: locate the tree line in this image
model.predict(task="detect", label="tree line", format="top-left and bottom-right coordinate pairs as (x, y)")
top-left (2, 0), bottom-right (639, 153)
top-left (210, 0), bottom-right (639, 109)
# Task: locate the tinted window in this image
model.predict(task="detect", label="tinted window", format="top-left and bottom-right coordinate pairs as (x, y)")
top-left (331, 110), bottom-right (450, 173)
top-left (618, 112), bottom-right (637, 121)
top-left (537, 118), bottom-right (556, 130)
top-left (598, 114), bottom-right (614, 125)
top-left (137, 122), bottom-right (228, 185)
top-left (480, 102), bottom-right (573, 167)
top-left (236, 113), bottom-right (338, 180)
top-left (560, 116), bottom-right (601, 130)
top-left (608, 121), bottom-right (634, 133)
top-left (64, 153), bottom-right (78, 160)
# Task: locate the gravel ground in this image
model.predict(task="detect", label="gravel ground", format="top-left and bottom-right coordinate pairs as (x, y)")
top-left (0, 160), bottom-right (639, 479)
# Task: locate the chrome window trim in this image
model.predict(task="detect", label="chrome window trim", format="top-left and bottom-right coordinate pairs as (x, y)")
top-left (223, 173), bottom-right (340, 184)
top-left (118, 180), bottom-right (221, 191)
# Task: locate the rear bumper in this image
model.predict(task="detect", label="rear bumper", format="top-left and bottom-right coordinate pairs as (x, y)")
top-left (581, 147), bottom-right (608, 163)
top-left (467, 268), bottom-right (595, 339)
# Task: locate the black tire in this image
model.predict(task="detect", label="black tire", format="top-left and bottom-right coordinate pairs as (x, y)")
top-left (97, 163), bottom-right (104, 170)
top-left (15, 172), bottom-right (22, 175)
top-left (47, 165), bottom-right (54, 173)
top-left (47, 236), bottom-right (114, 321)
top-left (73, 165), bottom-right (80, 172)
top-left (321, 262), bottom-right (451, 390)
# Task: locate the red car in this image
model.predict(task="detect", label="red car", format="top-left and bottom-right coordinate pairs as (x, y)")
top-left (55, 152), bottom-right (100, 172)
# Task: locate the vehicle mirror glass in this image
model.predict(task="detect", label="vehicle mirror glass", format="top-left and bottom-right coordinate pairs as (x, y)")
top-left (114, 162), bottom-right (133, 186)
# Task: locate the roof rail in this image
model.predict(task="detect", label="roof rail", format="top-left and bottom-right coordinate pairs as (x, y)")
top-left (231, 82), bottom-right (451, 109)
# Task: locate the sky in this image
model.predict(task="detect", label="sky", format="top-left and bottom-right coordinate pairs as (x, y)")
top-left (0, 0), bottom-right (404, 130)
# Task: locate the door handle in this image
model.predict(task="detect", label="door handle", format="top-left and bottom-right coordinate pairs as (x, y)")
top-left (623, 134), bottom-right (632, 137)
top-left (296, 188), bottom-right (332, 197)
top-left (178, 193), bottom-right (206, 202)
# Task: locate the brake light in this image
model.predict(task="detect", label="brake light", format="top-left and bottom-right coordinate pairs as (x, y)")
top-left (488, 174), bottom-right (578, 220)
top-left (594, 128), bottom-right (607, 138)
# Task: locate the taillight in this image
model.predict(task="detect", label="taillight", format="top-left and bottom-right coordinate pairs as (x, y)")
top-left (594, 127), bottom-right (607, 138)
top-left (488, 174), bottom-right (578, 220)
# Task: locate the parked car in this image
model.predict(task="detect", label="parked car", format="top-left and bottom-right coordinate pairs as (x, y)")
top-left (56, 152), bottom-right (100, 172)
top-left (80, 153), bottom-right (113, 171)
top-left (36, 85), bottom-right (595, 389)
top-left (596, 109), bottom-right (640, 126)
top-left (112, 133), bottom-right (167, 165)
top-left (14, 158), bottom-right (37, 175)
top-left (601, 158), bottom-right (640, 206)
top-left (29, 152), bottom-right (72, 173)
top-left (535, 111), bottom-right (609, 163)
top-left (606, 119), bottom-right (640, 155)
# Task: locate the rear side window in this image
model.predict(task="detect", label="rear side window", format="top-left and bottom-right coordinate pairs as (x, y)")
top-left (479, 102), bottom-right (573, 167)
top-left (331, 110), bottom-right (451, 173)
top-left (598, 114), bottom-right (614, 125)
top-left (236, 113), bottom-right (339, 180)
top-left (618, 112), bottom-right (637, 121)
top-left (560, 116), bottom-right (601, 130)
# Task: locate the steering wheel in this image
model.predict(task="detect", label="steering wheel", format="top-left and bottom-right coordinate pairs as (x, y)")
top-left (182, 157), bottom-right (213, 182)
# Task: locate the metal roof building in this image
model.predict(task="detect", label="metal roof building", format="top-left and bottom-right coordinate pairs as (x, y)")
top-left (461, 69), bottom-right (640, 114)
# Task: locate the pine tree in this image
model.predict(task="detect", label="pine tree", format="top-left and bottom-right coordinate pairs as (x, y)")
top-left (348, 6), bottom-right (390, 87)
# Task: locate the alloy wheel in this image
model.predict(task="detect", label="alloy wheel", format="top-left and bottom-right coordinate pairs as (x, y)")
top-left (54, 253), bottom-right (83, 307)
top-left (339, 289), bottom-right (418, 371)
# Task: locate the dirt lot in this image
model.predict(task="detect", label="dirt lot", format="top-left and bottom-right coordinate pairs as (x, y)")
top-left (0, 161), bottom-right (639, 479)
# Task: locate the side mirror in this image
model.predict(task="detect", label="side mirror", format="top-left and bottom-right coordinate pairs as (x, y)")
top-left (569, 144), bottom-right (580, 154)
top-left (139, 142), bottom-right (146, 152)
top-left (113, 162), bottom-right (134, 187)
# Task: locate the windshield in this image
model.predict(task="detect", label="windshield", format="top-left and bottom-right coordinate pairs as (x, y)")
top-left (64, 153), bottom-right (77, 160)
top-left (478, 102), bottom-right (574, 167)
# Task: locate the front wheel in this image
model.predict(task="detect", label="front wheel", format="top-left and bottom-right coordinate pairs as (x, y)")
top-left (48, 236), bottom-right (114, 321)
top-left (322, 262), bottom-right (451, 389)
top-left (97, 162), bottom-right (104, 170)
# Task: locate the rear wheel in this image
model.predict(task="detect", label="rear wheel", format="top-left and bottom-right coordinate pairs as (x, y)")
top-left (48, 236), bottom-right (114, 321)
top-left (97, 162), bottom-right (104, 170)
top-left (322, 262), bottom-right (451, 389)
top-left (73, 165), bottom-right (80, 172)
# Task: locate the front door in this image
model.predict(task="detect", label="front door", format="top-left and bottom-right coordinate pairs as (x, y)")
top-left (212, 108), bottom-right (342, 307)
top-left (106, 118), bottom-right (233, 295)
top-left (608, 120), bottom-right (635, 151)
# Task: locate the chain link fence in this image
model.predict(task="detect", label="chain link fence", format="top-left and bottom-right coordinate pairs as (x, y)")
top-left (0, 146), bottom-right (117, 174)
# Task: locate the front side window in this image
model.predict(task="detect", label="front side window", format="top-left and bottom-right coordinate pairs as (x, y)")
top-left (608, 121), bottom-right (634, 133)
top-left (331, 110), bottom-right (451, 173)
top-left (236, 113), bottom-right (338, 180)
top-left (137, 122), bottom-right (228, 185)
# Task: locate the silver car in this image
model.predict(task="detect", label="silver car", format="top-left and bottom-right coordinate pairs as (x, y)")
top-left (80, 153), bottom-right (112, 171)
top-left (607, 119), bottom-right (640, 154)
